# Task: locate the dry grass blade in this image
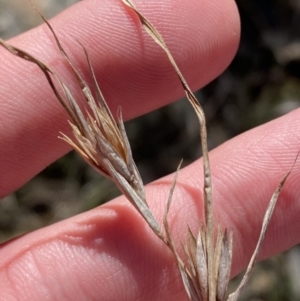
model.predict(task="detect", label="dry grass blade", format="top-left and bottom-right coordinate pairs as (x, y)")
top-left (121, 0), bottom-right (216, 299)
top-left (163, 161), bottom-right (201, 300)
top-left (227, 152), bottom-right (299, 301)
top-left (122, 0), bottom-right (216, 300)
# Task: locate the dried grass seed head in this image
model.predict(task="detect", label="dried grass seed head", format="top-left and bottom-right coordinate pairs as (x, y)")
top-left (0, 3), bottom-right (297, 301)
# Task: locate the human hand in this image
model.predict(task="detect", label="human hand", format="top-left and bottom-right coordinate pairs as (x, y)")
top-left (1, 0), bottom-right (299, 300)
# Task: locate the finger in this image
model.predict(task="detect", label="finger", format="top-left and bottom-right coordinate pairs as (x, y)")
top-left (209, 108), bottom-right (300, 277)
top-left (1, 109), bottom-right (300, 300)
top-left (0, 0), bottom-right (240, 197)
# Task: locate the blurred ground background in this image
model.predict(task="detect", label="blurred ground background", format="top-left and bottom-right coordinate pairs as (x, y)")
top-left (1, 0), bottom-right (300, 300)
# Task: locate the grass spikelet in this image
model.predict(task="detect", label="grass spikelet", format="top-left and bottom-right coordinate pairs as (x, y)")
top-left (0, 12), bottom-right (167, 243)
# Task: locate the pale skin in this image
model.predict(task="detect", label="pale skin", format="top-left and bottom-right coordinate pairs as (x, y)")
top-left (0, 0), bottom-right (300, 300)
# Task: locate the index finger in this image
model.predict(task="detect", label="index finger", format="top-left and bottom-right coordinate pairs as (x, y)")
top-left (0, 0), bottom-right (240, 196)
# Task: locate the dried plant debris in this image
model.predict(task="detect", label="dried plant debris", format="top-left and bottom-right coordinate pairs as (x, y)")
top-left (0, 2), bottom-right (297, 300)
